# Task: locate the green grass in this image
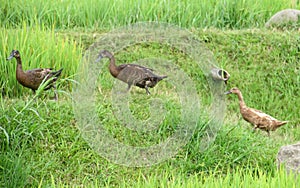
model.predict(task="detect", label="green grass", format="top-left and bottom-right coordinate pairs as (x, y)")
top-left (0, 97), bottom-right (298, 187)
top-left (40, 167), bottom-right (300, 187)
top-left (1, 28), bottom-right (300, 187)
top-left (1, 0), bottom-right (299, 30)
top-left (131, 168), bottom-right (300, 188)
top-left (1, 0), bottom-right (300, 187)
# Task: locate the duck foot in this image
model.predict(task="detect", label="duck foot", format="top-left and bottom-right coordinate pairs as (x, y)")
top-left (145, 86), bottom-right (151, 95)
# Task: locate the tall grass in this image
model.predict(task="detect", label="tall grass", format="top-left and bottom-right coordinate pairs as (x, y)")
top-left (0, 23), bottom-right (82, 97)
top-left (1, 0), bottom-right (298, 30)
top-left (39, 167), bottom-right (300, 187)
top-left (132, 168), bottom-right (300, 188)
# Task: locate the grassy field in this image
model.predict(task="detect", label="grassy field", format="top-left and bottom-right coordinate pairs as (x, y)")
top-left (1, 0), bottom-right (300, 187)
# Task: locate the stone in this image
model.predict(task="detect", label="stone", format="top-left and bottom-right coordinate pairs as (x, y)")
top-left (265, 9), bottom-right (300, 28)
top-left (277, 142), bottom-right (300, 174)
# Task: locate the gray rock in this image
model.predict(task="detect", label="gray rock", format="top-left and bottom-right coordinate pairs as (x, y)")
top-left (265, 9), bottom-right (300, 28)
top-left (277, 142), bottom-right (300, 174)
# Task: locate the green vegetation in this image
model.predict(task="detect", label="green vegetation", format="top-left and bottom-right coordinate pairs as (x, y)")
top-left (0, 24), bottom-right (81, 97)
top-left (1, 0), bottom-right (300, 187)
top-left (1, 0), bottom-right (299, 30)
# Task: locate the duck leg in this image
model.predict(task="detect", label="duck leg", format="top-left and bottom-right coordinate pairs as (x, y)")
top-left (52, 84), bottom-right (58, 101)
top-left (252, 125), bottom-right (258, 132)
top-left (145, 86), bottom-right (151, 95)
top-left (32, 89), bottom-right (37, 99)
top-left (31, 89), bottom-right (38, 102)
top-left (127, 83), bottom-right (132, 92)
top-left (145, 81), bottom-right (151, 95)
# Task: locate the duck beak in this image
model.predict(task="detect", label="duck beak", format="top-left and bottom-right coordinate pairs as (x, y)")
top-left (6, 54), bottom-right (14, 60)
top-left (224, 90), bottom-right (232, 95)
top-left (95, 55), bottom-right (103, 63)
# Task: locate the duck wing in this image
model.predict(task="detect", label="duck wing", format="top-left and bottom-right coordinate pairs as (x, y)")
top-left (241, 107), bottom-right (278, 129)
top-left (26, 68), bottom-right (53, 80)
top-left (119, 63), bottom-right (155, 72)
top-left (24, 68), bottom-right (60, 90)
top-left (118, 64), bottom-right (166, 86)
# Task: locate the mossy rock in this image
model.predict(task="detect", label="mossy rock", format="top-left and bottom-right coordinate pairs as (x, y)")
top-left (265, 9), bottom-right (300, 29)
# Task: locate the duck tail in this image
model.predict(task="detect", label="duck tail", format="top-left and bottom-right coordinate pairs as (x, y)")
top-left (275, 121), bottom-right (288, 128)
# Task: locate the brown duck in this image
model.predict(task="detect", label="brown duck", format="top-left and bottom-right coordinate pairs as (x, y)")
top-left (225, 87), bottom-right (288, 136)
top-left (96, 50), bottom-right (167, 95)
top-left (7, 50), bottom-right (63, 100)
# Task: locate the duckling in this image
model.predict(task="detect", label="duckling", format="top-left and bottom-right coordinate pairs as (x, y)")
top-left (7, 50), bottom-right (63, 100)
top-left (225, 87), bottom-right (288, 136)
top-left (95, 50), bottom-right (167, 95)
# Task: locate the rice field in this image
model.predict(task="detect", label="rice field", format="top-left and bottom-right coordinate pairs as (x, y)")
top-left (1, 0), bottom-right (299, 30)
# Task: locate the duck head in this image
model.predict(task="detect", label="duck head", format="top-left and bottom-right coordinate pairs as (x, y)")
top-left (95, 50), bottom-right (113, 62)
top-left (7, 50), bottom-right (20, 60)
top-left (224, 87), bottom-right (241, 95)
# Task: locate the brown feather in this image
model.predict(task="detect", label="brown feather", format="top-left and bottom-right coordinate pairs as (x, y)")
top-left (225, 87), bottom-right (288, 136)
top-left (7, 50), bottom-right (63, 100)
top-left (96, 50), bottom-right (167, 95)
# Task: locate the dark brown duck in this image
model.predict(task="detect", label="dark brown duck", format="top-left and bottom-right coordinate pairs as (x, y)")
top-left (225, 87), bottom-right (288, 136)
top-left (7, 50), bottom-right (63, 100)
top-left (96, 50), bottom-right (167, 95)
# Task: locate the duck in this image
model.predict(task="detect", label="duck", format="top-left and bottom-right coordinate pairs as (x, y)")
top-left (7, 50), bottom-right (63, 100)
top-left (225, 87), bottom-right (288, 136)
top-left (95, 50), bottom-right (167, 95)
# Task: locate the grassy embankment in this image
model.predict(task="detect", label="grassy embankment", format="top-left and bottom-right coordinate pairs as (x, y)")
top-left (1, 0), bottom-right (299, 187)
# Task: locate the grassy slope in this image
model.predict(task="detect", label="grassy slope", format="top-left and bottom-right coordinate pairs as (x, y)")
top-left (0, 28), bottom-right (299, 187)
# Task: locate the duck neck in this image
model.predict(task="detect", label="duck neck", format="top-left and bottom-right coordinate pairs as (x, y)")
top-left (107, 54), bottom-right (119, 78)
top-left (236, 91), bottom-right (247, 110)
top-left (15, 56), bottom-right (24, 74)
